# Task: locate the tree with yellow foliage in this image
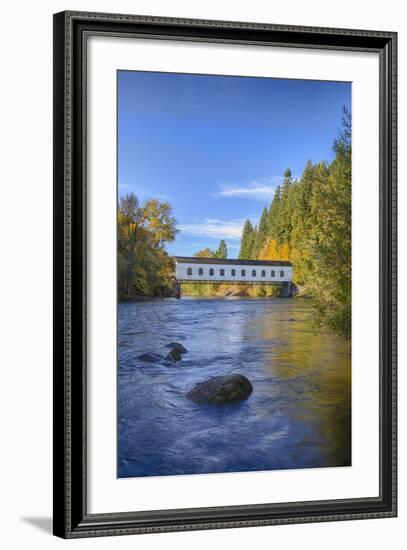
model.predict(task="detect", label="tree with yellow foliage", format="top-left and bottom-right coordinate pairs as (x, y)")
top-left (117, 193), bottom-right (178, 299)
top-left (238, 108), bottom-right (352, 337)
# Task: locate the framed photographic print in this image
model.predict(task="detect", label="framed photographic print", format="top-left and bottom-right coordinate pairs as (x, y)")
top-left (53, 11), bottom-right (397, 538)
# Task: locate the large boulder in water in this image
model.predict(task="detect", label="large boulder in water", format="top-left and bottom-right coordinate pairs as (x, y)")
top-left (166, 342), bottom-right (187, 354)
top-left (165, 342), bottom-right (187, 363)
top-left (186, 374), bottom-right (253, 405)
top-left (166, 347), bottom-right (183, 363)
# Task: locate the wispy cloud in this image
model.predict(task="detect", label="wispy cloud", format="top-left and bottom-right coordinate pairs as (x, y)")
top-left (212, 177), bottom-right (283, 201)
top-left (154, 193), bottom-right (172, 202)
top-left (118, 182), bottom-right (171, 202)
top-left (118, 182), bottom-right (133, 192)
top-left (179, 218), bottom-right (247, 240)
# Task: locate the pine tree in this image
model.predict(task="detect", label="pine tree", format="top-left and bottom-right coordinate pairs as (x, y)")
top-left (235, 108), bottom-right (352, 337)
top-left (308, 108), bottom-right (351, 336)
top-left (267, 185), bottom-right (281, 239)
top-left (278, 168), bottom-right (294, 243)
top-left (253, 206), bottom-right (268, 258)
top-left (215, 239), bottom-right (228, 259)
top-left (247, 225), bottom-right (257, 259)
top-left (239, 219), bottom-right (254, 259)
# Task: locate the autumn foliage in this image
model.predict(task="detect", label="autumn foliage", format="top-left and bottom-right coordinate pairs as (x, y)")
top-left (238, 110), bottom-right (352, 336)
top-left (117, 194), bottom-right (178, 299)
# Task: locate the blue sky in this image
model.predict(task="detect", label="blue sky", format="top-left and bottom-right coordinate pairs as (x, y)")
top-left (118, 71), bottom-right (351, 258)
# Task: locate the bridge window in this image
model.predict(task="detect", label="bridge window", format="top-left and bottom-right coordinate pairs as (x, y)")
top-left (280, 270), bottom-right (284, 277)
top-left (209, 268), bottom-right (214, 276)
top-left (198, 268), bottom-right (204, 276)
top-left (252, 270), bottom-right (256, 277)
top-left (231, 269), bottom-right (236, 276)
top-left (220, 269), bottom-right (225, 276)
top-left (241, 269), bottom-right (246, 277)
top-left (261, 270), bottom-right (266, 277)
top-left (187, 267), bottom-right (192, 276)
top-left (271, 270), bottom-right (275, 277)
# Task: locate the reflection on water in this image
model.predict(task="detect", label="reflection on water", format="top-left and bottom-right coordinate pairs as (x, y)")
top-left (118, 297), bottom-right (351, 478)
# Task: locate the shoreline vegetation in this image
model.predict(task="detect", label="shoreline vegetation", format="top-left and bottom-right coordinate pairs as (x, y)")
top-left (181, 282), bottom-right (283, 298)
top-left (118, 109), bottom-right (351, 337)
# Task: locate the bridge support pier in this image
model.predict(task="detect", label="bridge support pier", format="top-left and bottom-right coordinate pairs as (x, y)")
top-left (282, 282), bottom-right (293, 298)
top-left (174, 281), bottom-right (181, 299)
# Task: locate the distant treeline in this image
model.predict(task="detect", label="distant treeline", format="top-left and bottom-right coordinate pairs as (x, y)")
top-left (181, 241), bottom-right (234, 297)
top-left (117, 194), bottom-right (177, 299)
top-left (237, 109), bottom-right (352, 336)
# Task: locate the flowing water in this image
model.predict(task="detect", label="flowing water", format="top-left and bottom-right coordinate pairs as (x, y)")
top-left (118, 297), bottom-right (351, 478)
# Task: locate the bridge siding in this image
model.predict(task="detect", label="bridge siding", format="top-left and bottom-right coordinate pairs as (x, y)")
top-left (175, 261), bottom-right (293, 284)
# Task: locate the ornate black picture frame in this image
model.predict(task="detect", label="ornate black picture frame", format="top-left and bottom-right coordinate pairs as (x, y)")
top-left (53, 10), bottom-right (397, 538)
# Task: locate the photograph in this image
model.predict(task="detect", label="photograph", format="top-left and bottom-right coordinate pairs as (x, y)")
top-left (116, 70), bottom-right (352, 478)
top-left (51, 8), bottom-right (397, 539)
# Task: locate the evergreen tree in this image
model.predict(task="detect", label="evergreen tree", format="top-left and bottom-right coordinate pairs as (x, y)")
top-left (239, 219), bottom-right (254, 259)
top-left (267, 185), bottom-right (281, 238)
top-left (215, 239), bottom-right (228, 259)
top-left (281, 167), bottom-right (293, 192)
top-left (277, 168), bottom-right (294, 243)
top-left (236, 109), bottom-right (352, 337)
top-left (254, 206), bottom-right (269, 257)
top-left (246, 225), bottom-right (257, 259)
top-left (308, 109), bottom-right (351, 336)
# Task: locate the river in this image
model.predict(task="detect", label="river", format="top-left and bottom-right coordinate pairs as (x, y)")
top-left (118, 297), bottom-right (351, 478)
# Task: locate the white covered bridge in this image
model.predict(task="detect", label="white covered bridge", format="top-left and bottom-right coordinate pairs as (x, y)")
top-left (174, 257), bottom-right (293, 297)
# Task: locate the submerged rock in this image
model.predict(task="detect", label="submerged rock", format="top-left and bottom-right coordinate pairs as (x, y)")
top-left (138, 342), bottom-right (188, 365)
top-left (186, 374), bottom-right (253, 405)
top-left (166, 347), bottom-right (183, 363)
top-left (166, 342), bottom-right (187, 354)
top-left (137, 352), bottom-right (165, 363)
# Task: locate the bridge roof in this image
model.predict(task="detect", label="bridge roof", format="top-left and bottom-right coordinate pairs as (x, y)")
top-left (174, 256), bottom-right (292, 267)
